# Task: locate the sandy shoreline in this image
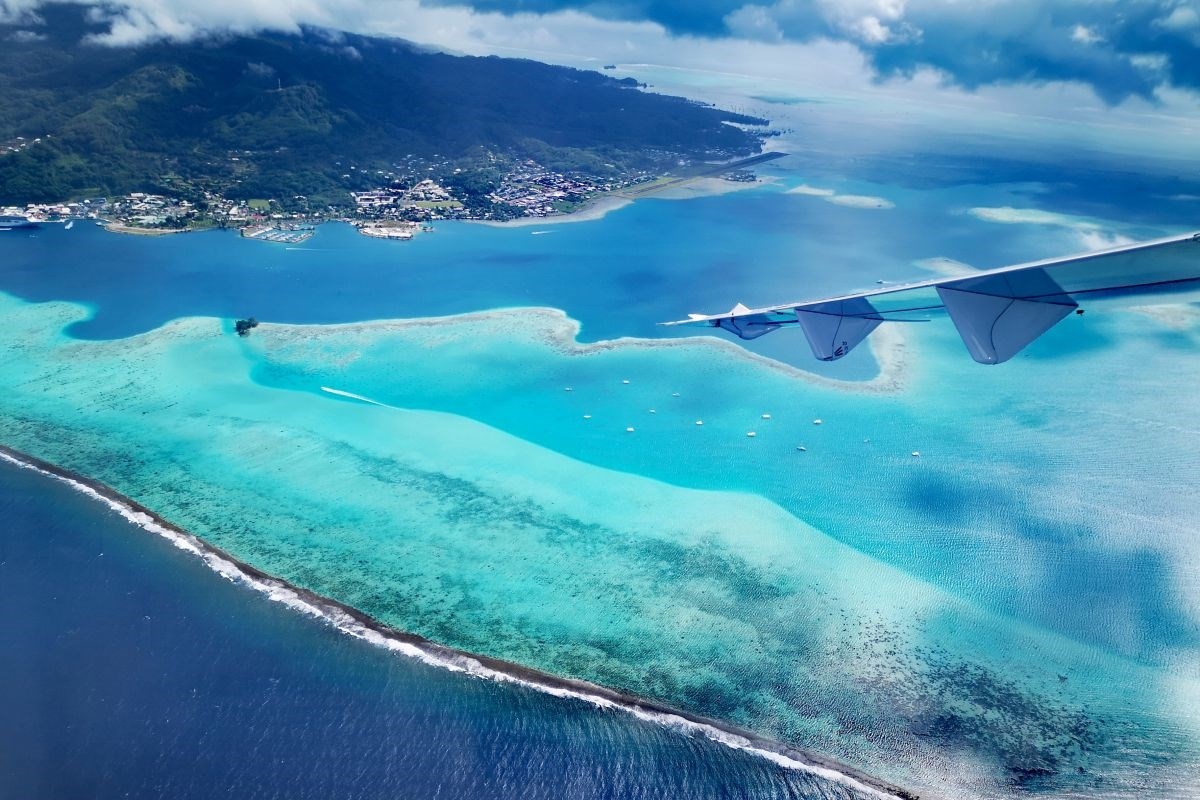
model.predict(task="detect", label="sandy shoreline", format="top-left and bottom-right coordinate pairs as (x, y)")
top-left (475, 194), bottom-right (634, 228)
top-left (647, 174), bottom-right (780, 200)
top-left (93, 170), bottom-right (771, 236)
top-left (103, 223), bottom-right (194, 236)
top-left (0, 442), bottom-right (917, 800)
top-left (477, 174), bottom-right (773, 229)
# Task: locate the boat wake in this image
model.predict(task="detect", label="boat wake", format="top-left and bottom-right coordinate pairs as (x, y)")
top-left (0, 444), bottom-right (913, 800)
top-left (319, 386), bottom-right (393, 407)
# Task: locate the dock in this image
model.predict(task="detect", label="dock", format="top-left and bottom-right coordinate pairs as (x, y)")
top-left (357, 223), bottom-right (420, 240)
top-left (241, 223), bottom-right (316, 244)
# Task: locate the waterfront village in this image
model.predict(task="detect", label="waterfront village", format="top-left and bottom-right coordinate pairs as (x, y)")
top-left (2, 155), bottom-right (774, 243)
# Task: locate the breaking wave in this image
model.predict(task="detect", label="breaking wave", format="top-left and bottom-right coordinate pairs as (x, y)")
top-left (0, 444), bottom-right (913, 800)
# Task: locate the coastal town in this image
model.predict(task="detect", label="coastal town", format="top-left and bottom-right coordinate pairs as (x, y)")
top-left (1, 153), bottom-right (783, 242)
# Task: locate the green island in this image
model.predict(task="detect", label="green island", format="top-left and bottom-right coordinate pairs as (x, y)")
top-left (0, 5), bottom-right (775, 232)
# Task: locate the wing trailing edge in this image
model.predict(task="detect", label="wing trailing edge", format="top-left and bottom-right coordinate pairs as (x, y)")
top-left (663, 231), bottom-right (1200, 365)
top-left (936, 269), bottom-right (1077, 364)
top-left (795, 298), bottom-right (884, 361)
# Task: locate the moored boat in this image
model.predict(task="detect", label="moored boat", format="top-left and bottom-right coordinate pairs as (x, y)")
top-left (0, 215), bottom-right (38, 230)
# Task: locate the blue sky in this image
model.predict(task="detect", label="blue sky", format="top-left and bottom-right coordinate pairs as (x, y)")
top-left (4, 0), bottom-right (1200, 124)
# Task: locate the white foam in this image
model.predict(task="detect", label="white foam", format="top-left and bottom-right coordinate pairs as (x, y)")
top-left (319, 386), bottom-right (392, 408)
top-left (1076, 229), bottom-right (1135, 250)
top-left (966, 206), bottom-right (1134, 250)
top-left (0, 448), bottom-right (905, 800)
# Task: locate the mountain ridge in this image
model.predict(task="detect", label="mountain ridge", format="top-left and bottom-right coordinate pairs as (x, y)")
top-left (0, 5), bottom-right (767, 205)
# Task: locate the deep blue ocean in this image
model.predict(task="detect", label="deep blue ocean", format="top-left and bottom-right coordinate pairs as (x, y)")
top-left (0, 458), bottom-right (866, 800)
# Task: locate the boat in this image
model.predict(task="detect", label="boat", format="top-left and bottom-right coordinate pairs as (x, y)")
top-left (0, 215), bottom-right (37, 230)
top-left (64, 220), bottom-right (75, 230)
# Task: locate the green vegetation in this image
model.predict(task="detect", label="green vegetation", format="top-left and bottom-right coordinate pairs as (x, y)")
top-left (411, 200), bottom-right (463, 209)
top-left (0, 5), bottom-right (766, 205)
top-left (440, 169), bottom-right (526, 220)
top-left (247, 199), bottom-right (271, 211)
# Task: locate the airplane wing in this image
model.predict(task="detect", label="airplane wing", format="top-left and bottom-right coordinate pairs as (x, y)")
top-left (661, 231), bottom-right (1200, 364)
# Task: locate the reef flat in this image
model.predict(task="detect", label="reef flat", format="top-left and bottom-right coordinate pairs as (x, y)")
top-left (0, 443), bottom-right (913, 800)
top-left (1, 291), bottom-right (1196, 799)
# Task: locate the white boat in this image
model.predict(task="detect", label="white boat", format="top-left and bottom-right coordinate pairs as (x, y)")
top-left (0, 215), bottom-right (37, 230)
top-left (64, 220), bottom-right (75, 230)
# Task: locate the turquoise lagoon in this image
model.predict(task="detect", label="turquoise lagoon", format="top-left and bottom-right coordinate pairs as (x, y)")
top-left (2, 130), bottom-right (1200, 799)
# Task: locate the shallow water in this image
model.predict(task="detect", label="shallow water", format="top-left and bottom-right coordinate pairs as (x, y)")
top-left (0, 288), bottom-right (1197, 798)
top-left (2, 92), bottom-right (1200, 799)
top-left (0, 456), bottom-right (873, 800)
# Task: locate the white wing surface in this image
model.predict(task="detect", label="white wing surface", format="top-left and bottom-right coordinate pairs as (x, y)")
top-left (662, 232), bottom-right (1200, 364)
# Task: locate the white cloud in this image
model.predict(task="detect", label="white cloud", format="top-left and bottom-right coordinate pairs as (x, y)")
top-left (6, 27), bottom-right (44, 40)
top-left (724, 0), bottom-right (916, 45)
top-left (1157, 3), bottom-right (1200, 45)
top-left (1129, 52), bottom-right (1169, 71)
top-left (1070, 23), bottom-right (1102, 45)
top-left (6, 0), bottom-right (1200, 145)
top-left (83, 0), bottom-right (339, 45)
top-left (0, 0), bottom-right (42, 24)
top-left (724, 5), bottom-right (784, 42)
top-left (968, 206), bottom-right (1135, 250)
top-left (1076, 229), bottom-right (1136, 250)
top-left (1160, 4), bottom-right (1200, 32)
top-left (913, 256), bottom-right (978, 277)
top-left (855, 16), bottom-right (891, 44)
top-left (816, 0), bottom-right (911, 43)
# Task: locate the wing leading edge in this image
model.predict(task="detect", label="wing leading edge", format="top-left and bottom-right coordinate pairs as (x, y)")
top-left (663, 232), bottom-right (1200, 364)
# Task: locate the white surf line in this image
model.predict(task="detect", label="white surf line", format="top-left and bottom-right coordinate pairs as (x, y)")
top-left (0, 446), bottom-right (909, 800)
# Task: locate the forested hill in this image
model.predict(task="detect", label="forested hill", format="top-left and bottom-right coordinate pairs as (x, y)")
top-left (0, 5), bottom-right (767, 204)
